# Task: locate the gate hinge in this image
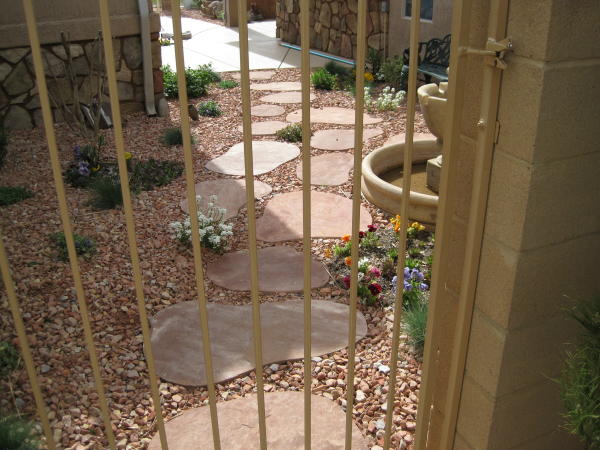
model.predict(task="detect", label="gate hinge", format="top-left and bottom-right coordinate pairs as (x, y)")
top-left (458, 37), bottom-right (513, 70)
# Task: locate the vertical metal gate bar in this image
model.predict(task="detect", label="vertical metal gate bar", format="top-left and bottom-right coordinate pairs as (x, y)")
top-left (439, 0), bottom-right (509, 447)
top-left (0, 234), bottom-right (56, 450)
top-left (382, 1), bottom-right (421, 448)
top-left (343, 0), bottom-right (367, 446)
top-left (414, 0), bottom-right (473, 447)
top-left (170, 2), bottom-right (223, 448)
top-left (237, 0), bottom-right (268, 447)
top-left (21, 1), bottom-right (117, 447)
top-left (299, 0), bottom-right (312, 445)
top-left (96, 1), bottom-right (169, 448)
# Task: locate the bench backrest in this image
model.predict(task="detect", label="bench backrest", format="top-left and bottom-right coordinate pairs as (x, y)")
top-left (403, 34), bottom-right (451, 67)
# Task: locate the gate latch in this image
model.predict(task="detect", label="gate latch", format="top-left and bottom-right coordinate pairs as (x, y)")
top-left (459, 38), bottom-right (513, 70)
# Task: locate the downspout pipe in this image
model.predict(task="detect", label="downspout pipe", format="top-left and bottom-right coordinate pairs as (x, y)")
top-left (138, 0), bottom-right (157, 115)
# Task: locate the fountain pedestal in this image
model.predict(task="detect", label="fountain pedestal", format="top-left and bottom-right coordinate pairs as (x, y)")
top-left (426, 154), bottom-right (443, 193)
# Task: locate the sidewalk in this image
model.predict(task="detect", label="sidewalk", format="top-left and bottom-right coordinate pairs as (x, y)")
top-left (159, 16), bottom-right (330, 72)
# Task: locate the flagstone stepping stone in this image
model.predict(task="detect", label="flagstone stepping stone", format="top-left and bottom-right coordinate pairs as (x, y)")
top-left (207, 246), bottom-right (328, 292)
top-left (312, 127), bottom-right (383, 151)
top-left (149, 300), bottom-right (367, 386)
top-left (250, 81), bottom-right (302, 91)
top-left (259, 91), bottom-right (316, 104)
top-left (179, 179), bottom-right (272, 220)
top-left (206, 141), bottom-right (300, 176)
top-left (384, 132), bottom-right (437, 147)
top-left (287, 107), bottom-right (383, 125)
top-left (251, 104), bottom-right (285, 117)
top-left (237, 120), bottom-right (289, 135)
top-left (295, 153), bottom-right (354, 186)
top-left (256, 191), bottom-right (372, 242)
top-left (231, 70), bottom-right (275, 80)
top-left (148, 391), bottom-right (368, 449)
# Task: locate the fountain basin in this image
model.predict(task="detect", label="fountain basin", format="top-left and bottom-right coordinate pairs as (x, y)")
top-left (361, 140), bottom-right (442, 223)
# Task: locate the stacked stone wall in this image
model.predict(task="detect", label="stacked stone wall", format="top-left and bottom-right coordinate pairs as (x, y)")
top-left (0, 33), bottom-right (164, 130)
top-left (276, 0), bottom-right (388, 60)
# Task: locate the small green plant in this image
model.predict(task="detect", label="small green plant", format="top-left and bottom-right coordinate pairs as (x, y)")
top-left (0, 412), bottom-right (40, 450)
top-left (311, 68), bottom-right (337, 90)
top-left (130, 159), bottom-right (183, 192)
top-left (161, 127), bottom-right (195, 146)
top-left (408, 247), bottom-right (422, 258)
top-left (324, 61), bottom-right (351, 79)
top-left (197, 100), bottom-right (222, 117)
top-left (0, 187), bottom-right (33, 207)
top-left (51, 232), bottom-right (96, 261)
top-left (0, 128), bottom-right (7, 169)
top-left (275, 123), bottom-right (303, 143)
top-left (367, 47), bottom-right (382, 76)
top-left (0, 342), bottom-right (20, 378)
top-left (403, 299), bottom-right (428, 354)
top-left (380, 55), bottom-right (407, 90)
top-left (64, 136), bottom-right (106, 188)
top-left (192, 0), bottom-right (204, 8)
top-left (87, 176), bottom-right (122, 210)
top-left (162, 64), bottom-right (220, 99)
top-left (170, 196), bottom-right (233, 253)
top-left (218, 80), bottom-right (238, 89)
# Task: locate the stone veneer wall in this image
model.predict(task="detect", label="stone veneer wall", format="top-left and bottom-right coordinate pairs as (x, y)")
top-left (276, 0), bottom-right (388, 60)
top-left (0, 33), bottom-right (164, 130)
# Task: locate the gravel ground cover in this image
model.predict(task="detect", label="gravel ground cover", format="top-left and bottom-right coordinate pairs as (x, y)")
top-left (0, 68), bottom-right (431, 449)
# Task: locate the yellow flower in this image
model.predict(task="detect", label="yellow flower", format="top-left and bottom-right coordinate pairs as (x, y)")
top-left (390, 215), bottom-right (402, 233)
top-left (92, 165), bottom-right (100, 172)
top-left (124, 151), bottom-right (133, 160)
top-left (341, 234), bottom-right (351, 242)
top-left (411, 221), bottom-right (425, 231)
top-left (344, 256), bottom-right (352, 266)
top-left (364, 72), bottom-right (374, 82)
top-left (323, 248), bottom-right (332, 258)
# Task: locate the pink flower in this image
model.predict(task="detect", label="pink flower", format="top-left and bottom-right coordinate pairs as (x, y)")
top-left (369, 266), bottom-right (382, 277)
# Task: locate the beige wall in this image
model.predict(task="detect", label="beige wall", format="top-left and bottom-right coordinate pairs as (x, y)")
top-left (387, 0), bottom-right (452, 58)
top-left (0, 0), bottom-right (159, 48)
top-left (452, 0), bottom-right (600, 448)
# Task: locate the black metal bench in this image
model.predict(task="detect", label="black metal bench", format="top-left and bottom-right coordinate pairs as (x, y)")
top-left (402, 34), bottom-right (451, 83)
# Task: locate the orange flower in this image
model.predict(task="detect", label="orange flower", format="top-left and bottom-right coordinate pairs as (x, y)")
top-left (341, 234), bottom-right (351, 242)
top-left (344, 256), bottom-right (352, 266)
top-left (323, 248), bottom-right (332, 258)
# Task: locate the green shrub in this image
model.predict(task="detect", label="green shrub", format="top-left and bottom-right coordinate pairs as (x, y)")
top-left (197, 100), bottom-right (222, 117)
top-left (0, 187), bottom-right (33, 207)
top-left (311, 68), bottom-right (337, 90)
top-left (367, 47), bottom-right (382, 76)
top-left (130, 159), bottom-right (184, 192)
top-left (218, 80), bottom-right (238, 89)
top-left (0, 342), bottom-right (20, 378)
top-left (162, 64), bottom-right (220, 99)
top-left (0, 128), bottom-right (7, 169)
top-left (0, 412), bottom-right (39, 450)
top-left (275, 123), bottom-right (303, 142)
top-left (88, 176), bottom-right (122, 210)
top-left (403, 300), bottom-right (428, 354)
top-left (380, 55), bottom-right (407, 90)
top-left (51, 232), bottom-right (96, 261)
top-left (324, 61), bottom-right (351, 79)
top-left (161, 127), bottom-right (195, 146)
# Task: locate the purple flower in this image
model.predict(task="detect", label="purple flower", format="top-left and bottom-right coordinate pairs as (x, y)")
top-left (404, 267), bottom-right (411, 279)
top-left (419, 282), bottom-right (429, 291)
top-left (411, 268), bottom-right (424, 281)
top-left (391, 275), bottom-right (397, 295)
top-left (73, 145), bottom-right (82, 159)
top-left (78, 161), bottom-right (90, 176)
top-left (404, 280), bottom-right (413, 291)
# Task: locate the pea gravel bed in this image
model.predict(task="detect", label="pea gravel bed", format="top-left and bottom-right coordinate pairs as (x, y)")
top-left (0, 68), bottom-right (430, 449)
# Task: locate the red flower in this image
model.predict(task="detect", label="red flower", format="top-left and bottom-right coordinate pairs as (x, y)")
top-left (342, 275), bottom-right (351, 288)
top-left (368, 282), bottom-right (382, 295)
top-left (359, 231), bottom-right (366, 239)
top-left (367, 224), bottom-right (378, 232)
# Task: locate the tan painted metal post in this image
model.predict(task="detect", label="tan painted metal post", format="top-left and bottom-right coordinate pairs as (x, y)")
top-left (21, 1), bottom-right (117, 447)
top-left (382, 0), bottom-right (421, 448)
top-left (414, 0), bottom-right (473, 447)
top-left (439, 1), bottom-right (510, 447)
top-left (299, 0), bottom-right (312, 445)
top-left (237, 0), bottom-right (268, 447)
top-left (170, 2), bottom-right (223, 448)
top-left (343, 0), bottom-right (367, 447)
top-left (96, 1), bottom-right (169, 448)
top-left (0, 234), bottom-right (56, 449)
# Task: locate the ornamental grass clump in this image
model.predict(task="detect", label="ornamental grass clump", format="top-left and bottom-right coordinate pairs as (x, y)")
top-left (0, 187), bottom-right (33, 207)
top-left (403, 298), bottom-right (428, 355)
top-left (87, 176), bottom-right (122, 210)
top-left (218, 80), bottom-right (238, 89)
top-left (170, 195), bottom-right (233, 253)
top-left (51, 232), bottom-right (96, 261)
top-left (0, 412), bottom-right (40, 450)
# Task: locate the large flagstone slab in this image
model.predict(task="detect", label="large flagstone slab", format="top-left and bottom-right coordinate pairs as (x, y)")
top-left (287, 107), bottom-right (383, 125)
top-left (259, 91), bottom-right (316, 104)
top-left (207, 246), bottom-right (329, 292)
top-left (384, 132), bottom-right (437, 147)
top-left (295, 153), bottom-right (354, 186)
top-left (256, 191), bottom-right (372, 241)
top-left (312, 127), bottom-right (383, 150)
top-left (251, 104), bottom-right (285, 117)
top-left (206, 141), bottom-right (300, 176)
top-left (250, 81), bottom-right (302, 91)
top-left (179, 179), bottom-right (272, 220)
top-left (237, 120), bottom-right (288, 135)
top-left (148, 392), bottom-right (368, 449)
top-left (149, 300), bottom-right (367, 386)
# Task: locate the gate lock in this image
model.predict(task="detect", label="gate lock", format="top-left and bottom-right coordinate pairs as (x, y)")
top-left (458, 37), bottom-right (513, 70)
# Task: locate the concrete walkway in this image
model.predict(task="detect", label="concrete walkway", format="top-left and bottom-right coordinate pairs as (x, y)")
top-left (160, 17), bottom-right (330, 72)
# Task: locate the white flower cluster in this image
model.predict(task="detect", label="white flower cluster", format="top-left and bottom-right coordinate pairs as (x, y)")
top-left (170, 195), bottom-right (233, 252)
top-left (364, 86), bottom-right (406, 112)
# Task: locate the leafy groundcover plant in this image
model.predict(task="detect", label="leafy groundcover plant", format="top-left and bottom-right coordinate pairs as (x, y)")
top-left (0, 187), bottom-right (33, 207)
top-left (0, 412), bottom-right (39, 450)
top-left (51, 232), bottom-right (96, 261)
top-left (275, 124), bottom-right (303, 143)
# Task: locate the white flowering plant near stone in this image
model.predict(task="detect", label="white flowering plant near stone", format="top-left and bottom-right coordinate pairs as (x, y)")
top-left (170, 195), bottom-right (233, 253)
top-left (364, 86), bottom-right (406, 112)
